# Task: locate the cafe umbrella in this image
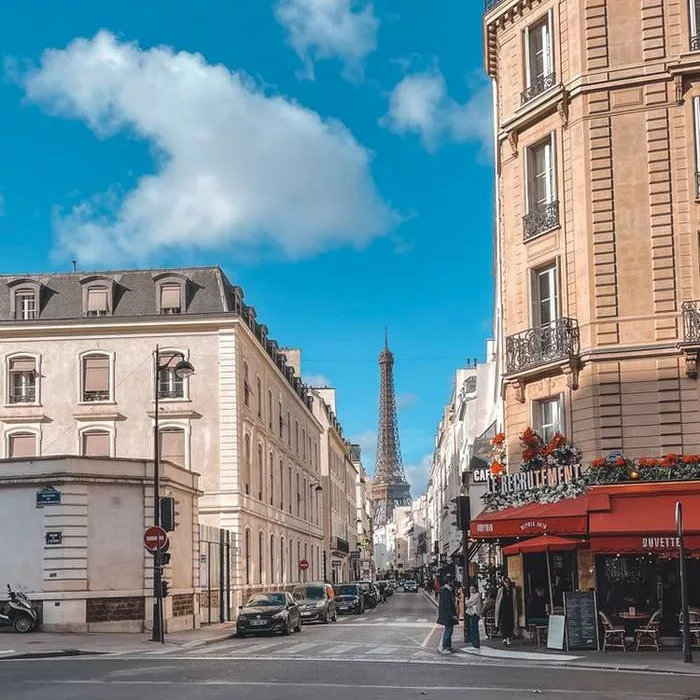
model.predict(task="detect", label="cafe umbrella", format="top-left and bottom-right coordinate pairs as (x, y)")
top-left (502, 535), bottom-right (582, 611)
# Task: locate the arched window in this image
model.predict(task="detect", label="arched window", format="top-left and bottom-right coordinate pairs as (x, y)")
top-left (245, 530), bottom-right (251, 585)
top-left (279, 459), bottom-right (284, 510)
top-left (270, 535), bottom-right (275, 584)
top-left (243, 434), bottom-right (251, 495)
top-left (269, 451), bottom-right (274, 506)
top-left (257, 444), bottom-right (264, 501)
top-left (81, 352), bottom-right (111, 402)
top-left (159, 427), bottom-right (186, 468)
top-left (81, 429), bottom-right (111, 457)
top-left (258, 532), bottom-right (264, 585)
top-left (8, 356), bottom-right (37, 404)
top-left (157, 351), bottom-right (187, 399)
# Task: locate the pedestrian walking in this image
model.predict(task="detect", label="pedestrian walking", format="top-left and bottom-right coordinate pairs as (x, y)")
top-left (495, 577), bottom-right (518, 646)
top-left (436, 573), bottom-right (459, 654)
top-left (464, 583), bottom-right (483, 649)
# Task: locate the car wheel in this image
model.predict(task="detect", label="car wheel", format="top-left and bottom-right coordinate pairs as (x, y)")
top-left (12, 615), bottom-right (34, 634)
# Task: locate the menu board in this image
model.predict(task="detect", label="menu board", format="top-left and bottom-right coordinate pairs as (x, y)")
top-left (547, 614), bottom-right (566, 650)
top-left (564, 591), bottom-right (599, 651)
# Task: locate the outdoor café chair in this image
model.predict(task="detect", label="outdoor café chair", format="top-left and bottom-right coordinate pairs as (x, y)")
top-left (599, 611), bottom-right (627, 651)
top-left (634, 609), bottom-right (662, 651)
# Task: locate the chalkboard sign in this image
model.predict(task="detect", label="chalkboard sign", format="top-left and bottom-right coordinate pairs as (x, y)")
top-left (564, 591), bottom-right (599, 651)
top-left (547, 614), bottom-right (566, 650)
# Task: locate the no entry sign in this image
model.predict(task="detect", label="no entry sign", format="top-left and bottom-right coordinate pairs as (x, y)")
top-left (299, 559), bottom-right (309, 571)
top-left (144, 526), bottom-right (168, 553)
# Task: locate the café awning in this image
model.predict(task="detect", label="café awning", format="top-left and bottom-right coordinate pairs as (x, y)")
top-left (502, 535), bottom-right (583, 556)
top-left (470, 497), bottom-right (588, 539)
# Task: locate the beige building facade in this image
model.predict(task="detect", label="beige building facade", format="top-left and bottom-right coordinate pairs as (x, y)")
top-left (485, 0), bottom-right (700, 463)
top-left (0, 267), bottom-right (323, 610)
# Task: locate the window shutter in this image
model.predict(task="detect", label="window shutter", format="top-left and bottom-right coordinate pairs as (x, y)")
top-left (524, 146), bottom-right (532, 213)
top-left (10, 433), bottom-right (36, 458)
top-left (87, 287), bottom-right (108, 312)
top-left (83, 431), bottom-right (110, 457)
top-left (160, 429), bottom-right (185, 468)
top-left (161, 284), bottom-right (181, 309)
top-left (546, 132), bottom-right (556, 204)
top-left (10, 358), bottom-right (36, 373)
top-left (83, 356), bottom-right (110, 392)
top-left (524, 25), bottom-right (532, 87)
top-left (545, 9), bottom-right (554, 76)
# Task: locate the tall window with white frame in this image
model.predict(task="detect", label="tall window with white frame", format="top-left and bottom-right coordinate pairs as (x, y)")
top-left (14, 289), bottom-right (37, 320)
top-left (159, 427), bottom-right (186, 469)
top-left (523, 11), bottom-right (554, 104)
top-left (691, 0), bottom-right (700, 51)
top-left (158, 353), bottom-right (186, 399)
top-left (9, 357), bottom-right (37, 404)
top-left (243, 362), bottom-right (250, 407)
top-left (256, 377), bottom-right (262, 418)
top-left (270, 535), bottom-right (275, 584)
top-left (245, 530), bottom-right (251, 585)
top-left (524, 133), bottom-right (558, 240)
top-left (531, 263), bottom-right (560, 329)
top-left (281, 537), bottom-right (286, 583)
top-left (258, 532), bottom-right (264, 585)
top-left (82, 430), bottom-right (110, 457)
top-left (86, 286), bottom-right (109, 316)
top-left (8, 432), bottom-right (37, 458)
top-left (257, 445), bottom-right (264, 501)
top-left (82, 354), bottom-right (111, 402)
top-left (694, 96), bottom-right (700, 199)
top-left (534, 396), bottom-right (563, 443)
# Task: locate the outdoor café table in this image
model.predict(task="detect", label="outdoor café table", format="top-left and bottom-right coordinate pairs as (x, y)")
top-left (618, 612), bottom-right (650, 637)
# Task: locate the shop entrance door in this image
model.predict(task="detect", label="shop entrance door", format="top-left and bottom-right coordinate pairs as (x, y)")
top-left (523, 551), bottom-right (578, 615)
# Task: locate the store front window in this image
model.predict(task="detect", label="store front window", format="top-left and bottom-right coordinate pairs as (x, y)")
top-left (522, 551), bottom-right (577, 620)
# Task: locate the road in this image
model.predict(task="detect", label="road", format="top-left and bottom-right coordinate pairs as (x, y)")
top-left (3, 591), bottom-right (700, 699)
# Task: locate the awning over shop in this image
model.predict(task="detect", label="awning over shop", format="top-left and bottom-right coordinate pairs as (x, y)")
top-left (470, 497), bottom-right (588, 539)
top-left (502, 535), bottom-right (583, 556)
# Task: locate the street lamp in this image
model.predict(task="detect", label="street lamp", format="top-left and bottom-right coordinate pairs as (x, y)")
top-left (151, 345), bottom-right (195, 643)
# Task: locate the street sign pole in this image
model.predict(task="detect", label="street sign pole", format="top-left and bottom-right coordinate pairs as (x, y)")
top-left (676, 502), bottom-right (693, 663)
top-left (152, 345), bottom-right (164, 644)
top-left (462, 526), bottom-right (469, 643)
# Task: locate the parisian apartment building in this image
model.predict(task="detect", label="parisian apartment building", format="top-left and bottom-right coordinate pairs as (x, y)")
top-left (485, 0), bottom-right (700, 463)
top-left (0, 266), bottom-right (357, 606)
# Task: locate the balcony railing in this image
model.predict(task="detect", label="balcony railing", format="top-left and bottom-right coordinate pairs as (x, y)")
top-left (521, 72), bottom-right (556, 104)
top-left (682, 301), bottom-right (700, 343)
top-left (692, 34), bottom-right (700, 51)
top-left (505, 318), bottom-right (580, 375)
top-left (9, 388), bottom-right (36, 404)
top-left (332, 537), bottom-right (350, 554)
top-left (523, 200), bottom-right (560, 240)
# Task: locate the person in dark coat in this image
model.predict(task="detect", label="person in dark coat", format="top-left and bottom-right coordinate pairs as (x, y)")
top-left (436, 573), bottom-right (459, 654)
top-left (495, 577), bottom-right (518, 646)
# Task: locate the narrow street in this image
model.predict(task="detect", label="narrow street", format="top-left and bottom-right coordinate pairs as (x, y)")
top-left (4, 592), bottom-right (700, 700)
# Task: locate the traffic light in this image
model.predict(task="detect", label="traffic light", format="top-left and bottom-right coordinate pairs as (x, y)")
top-left (160, 580), bottom-right (170, 598)
top-left (160, 496), bottom-right (177, 532)
top-left (450, 495), bottom-right (471, 532)
top-left (161, 552), bottom-right (172, 566)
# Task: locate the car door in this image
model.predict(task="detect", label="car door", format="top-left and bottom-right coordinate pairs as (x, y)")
top-left (287, 593), bottom-right (300, 627)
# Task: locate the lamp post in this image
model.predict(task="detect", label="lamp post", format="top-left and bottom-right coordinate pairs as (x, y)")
top-left (151, 345), bottom-right (195, 643)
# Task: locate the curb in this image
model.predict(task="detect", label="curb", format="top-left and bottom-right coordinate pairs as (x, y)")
top-left (0, 649), bottom-right (107, 661)
top-left (422, 590), bottom-right (438, 608)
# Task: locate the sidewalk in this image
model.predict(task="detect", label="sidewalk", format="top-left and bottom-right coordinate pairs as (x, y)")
top-left (421, 589), bottom-right (700, 676)
top-left (0, 622), bottom-right (236, 660)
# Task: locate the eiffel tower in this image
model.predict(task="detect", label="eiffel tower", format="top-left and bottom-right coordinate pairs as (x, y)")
top-left (370, 332), bottom-right (412, 527)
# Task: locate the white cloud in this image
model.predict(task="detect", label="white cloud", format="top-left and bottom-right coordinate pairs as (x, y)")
top-left (396, 392), bottom-right (417, 410)
top-left (383, 69), bottom-right (492, 153)
top-left (21, 31), bottom-right (392, 265)
top-left (275, 0), bottom-right (378, 80)
top-left (404, 453), bottom-right (433, 495)
top-left (304, 373), bottom-right (331, 387)
top-left (351, 430), bottom-right (377, 468)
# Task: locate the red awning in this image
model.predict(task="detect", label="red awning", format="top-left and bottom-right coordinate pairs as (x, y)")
top-left (502, 535), bottom-right (583, 556)
top-left (470, 497), bottom-right (588, 539)
top-left (590, 535), bottom-right (700, 554)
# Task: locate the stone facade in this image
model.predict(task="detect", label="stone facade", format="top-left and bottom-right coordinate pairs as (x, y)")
top-left (485, 0), bottom-right (700, 464)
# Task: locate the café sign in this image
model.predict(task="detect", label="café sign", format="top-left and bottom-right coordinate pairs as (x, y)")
top-left (488, 463), bottom-right (585, 495)
top-left (642, 537), bottom-right (680, 550)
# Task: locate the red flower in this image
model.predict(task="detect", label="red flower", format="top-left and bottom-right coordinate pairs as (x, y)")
top-left (591, 458), bottom-right (606, 468)
top-left (522, 448), bottom-right (536, 461)
top-left (683, 455), bottom-right (700, 465)
top-left (549, 433), bottom-right (566, 449)
top-left (491, 433), bottom-right (505, 447)
top-left (490, 462), bottom-right (504, 476)
top-left (614, 457), bottom-right (627, 468)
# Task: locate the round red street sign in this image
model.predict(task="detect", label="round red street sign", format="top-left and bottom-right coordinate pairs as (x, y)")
top-left (299, 559), bottom-right (309, 571)
top-left (144, 526), bottom-right (168, 553)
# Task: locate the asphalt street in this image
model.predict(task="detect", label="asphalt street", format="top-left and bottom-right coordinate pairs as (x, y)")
top-left (3, 591), bottom-right (700, 700)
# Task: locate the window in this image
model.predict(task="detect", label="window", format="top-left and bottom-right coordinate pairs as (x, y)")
top-left (524, 134), bottom-right (558, 239)
top-left (296, 472), bottom-right (300, 517)
top-left (159, 428), bottom-right (186, 469)
top-left (302, 429), bottom-right (306, 460)
top-left (289, 539), bottom-right (294, 581)
top-left (160, 284), bottom-right (182, 314)
top-left (81, 354), bottom-right (111, 402)
top-left (158, 353), bottom-right (186, 399)
top-left (245, 530), bottom-right (251, 585)
top-left (256, 377), bottom-right (262, 418)
top-left (297, 541), bottom-right (301, 582)
top-left (303, 543), bottom-right (308, 583)
top-left (82, 430), bottom-right (111, 457)
top-left (534, 396), bottom-right (563, 444)
top-left (268, 390), bottom-right (273, 429)
top-left (278, 401), bottom-right (284, 438)
top-left (258, 532), bottom-right (264, 585)
top-left (288, 466), bottom-right (292, 514)
top-left (270, 534), bottom-right (275, 584)
top-left (523, 12), bottom-right (554, 103)
top-left (295, 421), bottom-right (299, 453)
top-left (281, 536), bottom-right (286, 583)
top-left (243, 435), bottom-right (251, 495)
top-left (531, 263), bottom-right (560, 327)
top-left (303, 478), bottom-right (307, 520)
top-left (269, 451), bottom-right (274, 506)
top-left (694, 97), bottom-right (700, 198)
top-left (14, 289), bottom-right (37, 320)
top-left (257, 444), bottom-right (264, 501)
top-left (8, 432), bottom-right (36, 458)
top-left (279, 459), bottom-right (284, 510)
top-left (86, 286), bottom-right (109, 316)
top-left (9, 357), bottom-right (37, 404)
top-left (243, 362), bottom-right (250, 407)
top-left (691, 0), bottom-right (700, 50)
top-left (287, 411), bottom-right (291, 445)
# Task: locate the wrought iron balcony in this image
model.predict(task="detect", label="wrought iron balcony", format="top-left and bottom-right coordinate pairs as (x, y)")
top-left (521, 72), bottom-right (556, 104)
top-left (505, 318), bottom-right (580, 375)
top-left (332, 537), bottom-right (350, 554)
top-left (682, 301), bottom-right (700, 343)
top-left (523, 200), bottom-right (560, 240)
top-left (692, 34), bottom-right (700, 52)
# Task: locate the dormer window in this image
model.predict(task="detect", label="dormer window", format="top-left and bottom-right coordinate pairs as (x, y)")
top-left (160, 284), bottom-right (182, 314)
top-left (15, 289), bottom-right (37, 320)
top-left (86, 286), bottom-right (109, 316)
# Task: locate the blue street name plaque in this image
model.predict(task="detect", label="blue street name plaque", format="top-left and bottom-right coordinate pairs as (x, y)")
top-left (36, 486), bottom-right (61, 507)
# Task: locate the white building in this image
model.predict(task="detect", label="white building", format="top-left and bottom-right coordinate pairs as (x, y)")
top-left (352, 444), bottom-right (373, 581)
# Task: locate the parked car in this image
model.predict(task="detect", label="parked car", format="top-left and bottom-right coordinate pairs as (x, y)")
top-left (333, 583), bottom-right (365, 615)
top-left (402, 580), bottom-right (418, 592)
top-left (292, 582), bottom-right (337, 624)
top-left (357, 580), bottom-right (378, 608)
top-left (236, 591), bottom-right (301, 637)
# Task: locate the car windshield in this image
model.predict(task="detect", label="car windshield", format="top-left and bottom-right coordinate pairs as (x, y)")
top-left (334, 585), bottom-right (358, 596)
top-left (293, 586), bottom-right (325, 600)
top-left (245, 594), bottom-right (286, 607)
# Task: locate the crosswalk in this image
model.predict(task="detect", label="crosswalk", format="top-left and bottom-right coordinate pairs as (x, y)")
top-left (339, 616), bottom-right (430, 624)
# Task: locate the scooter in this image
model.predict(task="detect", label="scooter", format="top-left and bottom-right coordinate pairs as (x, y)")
top-left (0, 586), bottom-right (38, 633)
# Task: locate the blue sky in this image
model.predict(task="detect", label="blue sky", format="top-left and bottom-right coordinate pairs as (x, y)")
top-left (0, 0), bottom-right (493, 493)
